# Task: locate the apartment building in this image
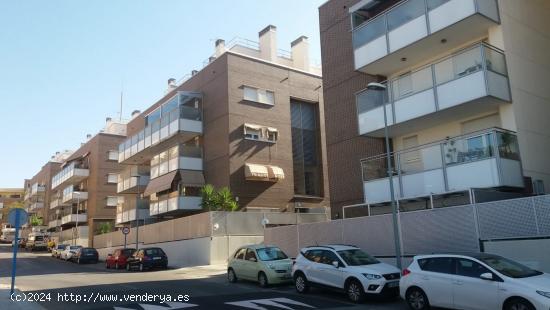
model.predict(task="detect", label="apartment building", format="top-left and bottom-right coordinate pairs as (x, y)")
top-left (320, 0), bottom-right (549, 217)
top-left (0, 188), bottom-right (24, 226)
top-left (116, 25), bottom-right (328, 225)
top-left (48, 119), bottom-right (127, 246)
top-left (22, 151), bottom-right (73, 226)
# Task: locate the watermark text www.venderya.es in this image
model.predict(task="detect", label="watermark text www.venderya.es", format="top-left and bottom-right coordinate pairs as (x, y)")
top-left (11, 291), bottom-right (190, 304)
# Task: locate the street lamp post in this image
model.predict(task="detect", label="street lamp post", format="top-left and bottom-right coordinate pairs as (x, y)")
top-left (366, 82), bottom-right (402, 270)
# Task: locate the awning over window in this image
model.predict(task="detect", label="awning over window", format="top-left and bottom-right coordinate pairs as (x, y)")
top-left (266, 127), bottom-right (278, 133)
top-left (267, 165), bottom-right (285, 180)
top-left (244, 123), bottom-right (262, 130)
top-left (245, 163), bottom-right (269, 180)
top-left (143, 170), bottom-right (178, 197)
top-left (178, 170), bottom-right (205, 187)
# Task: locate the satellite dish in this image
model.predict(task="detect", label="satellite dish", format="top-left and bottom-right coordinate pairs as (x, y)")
top-left (213, 223), bottom-right (220, 231)
top-left (261, 218), bottom-right (270, 226)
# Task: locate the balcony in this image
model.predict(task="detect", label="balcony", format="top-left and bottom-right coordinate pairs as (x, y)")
top-left (150, 195), bottom-right (202, 216)
top-left (361, 128), bottom-right (523, 204)
top-left (150, 144), bottom-right (203, 180)
top-left (30, 183), bottom-right (45, 197)
top-left (352, 0), bottom-right (500, 75)
top-left (50, 198), bottom-right (69, 209)
top-left (51, 162), bottom-right (89, 190)
top-left (117, 174), bottom-right (150, 194)
top-left (48, 219), bottom-right (60, 229)
top-left (118, 91), bottom-right (203, 165)
top-left (29, 202), bottom-right (44, 211)
top-left (61, 187), bottom-right (88, 204)
top-left (357, 43), bottom-right (510, 137)
top-left (116, 209), bottom-right (150, 225)
top-left (61, 213), bottom-right (87, 225)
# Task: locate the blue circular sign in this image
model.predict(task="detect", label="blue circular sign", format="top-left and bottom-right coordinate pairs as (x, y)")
top-left (8, 209), bottom-right (28, 227)
top-left (121, 227), bottom-right (130, 235)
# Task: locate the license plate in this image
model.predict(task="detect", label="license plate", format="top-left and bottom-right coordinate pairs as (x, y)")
top-left (388, 281), bottom-right (399, 288)
top-left (153, 257), bottom-right (162, 260)
top-left (86, 254), bottom-right (94, 256)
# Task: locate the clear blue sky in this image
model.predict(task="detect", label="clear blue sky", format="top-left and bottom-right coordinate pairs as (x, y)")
top-left (0, 0), bottom-right (326, 188)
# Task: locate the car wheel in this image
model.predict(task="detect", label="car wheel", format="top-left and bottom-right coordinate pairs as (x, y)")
top-left (258, 272), bottom-right (268, 288)
top-left (139, 263), bottom-right (144, 272)
top-left (227, 268), bottom-right (237, 283)
top-left (406, 287), bottom-right (430, 310)
top-left (505, 298), bottom-right (535, 310)
top-left (105, 261), bottom-right (109, 269)
top-left (345, 279), bottom-right (365, 303)
top-left (294, 272), bottom-right (309, 293)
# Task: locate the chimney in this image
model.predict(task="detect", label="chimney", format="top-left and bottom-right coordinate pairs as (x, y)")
top-left (191, 70), bottom-right (198, 76)
top-left (291, 36), bottom-right (310, 71)
top-left (56, 151), bottom-right (60, 155)
top-left (259, 25), bottom-right (277, 62)
top-left (105, 117), bottom-right (112, 123)
top-left (131, 110), bottom-right (141, 118)
top-left (208, 56), bottom-right (216, 63)
top-left (86, 134), bottom-right (92, 140)
top-left (167, 78), bottom-right (177, 89)
top-left (215, 39), bottom-right (226, 57)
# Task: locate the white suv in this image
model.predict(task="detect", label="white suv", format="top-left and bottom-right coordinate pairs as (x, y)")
top-left (400, 253), bottom-right (550, 310)
top-left (292, 245), bottom-right (401, 303)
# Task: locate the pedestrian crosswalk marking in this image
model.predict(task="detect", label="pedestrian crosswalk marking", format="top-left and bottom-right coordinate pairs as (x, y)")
top-left (113, 301), bottom-right (198, 310)
top-left (225, 297), bottom-right (315, 310)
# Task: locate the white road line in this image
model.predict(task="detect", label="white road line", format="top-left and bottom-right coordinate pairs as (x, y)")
top-left (225, 297), bottom-right (316, 310)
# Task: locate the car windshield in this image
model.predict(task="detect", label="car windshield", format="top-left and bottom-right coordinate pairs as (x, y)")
top-left (256, 247), bottom-right (288, 261)
top-left (145, 248), bottom-right (165, 256)
top-left (35, 236), bottom-right (44, 241)
top-left (479, 255), bottom-right (543, 278)
top-left (337, 249), bottom-right (379, 266)
top-left (121, 249), bottom-right (134, 256)
top-left (82, 249), bottom-right (96, 254)
top-left (58, 245), bottom-right (66, 249)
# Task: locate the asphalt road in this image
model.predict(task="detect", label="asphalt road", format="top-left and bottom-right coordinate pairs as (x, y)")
top-left (0, 244), bottom-right (409, 310)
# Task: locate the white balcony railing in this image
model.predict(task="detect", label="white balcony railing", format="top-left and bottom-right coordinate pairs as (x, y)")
top-left (150, 196), bottom-right (202, 216)
top-left (116, 209), bottom-right (150, 224)
top-left (357, 43), bottom-right (510, 136)
top-left (29, 202), bottom-right (44, 211)
top-left (48, 219), bottom-right (60, 229)
top-left (352, 0), bottom-right (500, 74)
top-left (61, 188), bottom-right (88, 204)
top-left (30, 183), bottom-right (45, 196)
top-left (361, 128), bottom-right (523, 204)
top-left (61, 213), bottom-right (87, 225)
top-left (118, 92), bottom-right (203, 164)
top-left (52, 162), bottom-right (89, 190)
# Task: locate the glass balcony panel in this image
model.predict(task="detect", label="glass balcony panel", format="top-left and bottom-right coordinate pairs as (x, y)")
top-left (151, 121), bottom-right (160, 145)
top-left (180, 106), bottom-right (201, 121)
top-left (387, 0), bottom-right (425, 31)
top-left (162, 96), bottom-right (178, 117)
top-left (180, 145), bottom-right (202, 158)
top-left (138, 132), bottom-right (145, 152)
top-left (496, 131), bottom-right (520, 161)
top-left (399, 145), bottom-right (442, 174)
top-left (169, 109), bottom-right (179, 135)
top-left (476, 0), bottom-right (499, 21)
top-left (352, 15), bottom-right (386, 49)
top-left (427, 0), bottom-right (451, 10)
top-left (484, 46), bottom-right (507, 76)
top-left (160, 116), bottom-right (169, 139)
top-left (435, 46), bottom-right (482, 85)
top-left (444, 133), bottom-right (494, 165)
top-left (144, 126), bottom-right (152, 148)
top-left (131, 134), bottom-right (138, 156)
top-left (391, 67), bottom-right (434, 101)
top-left (150, 166), bottom-right (159, 179)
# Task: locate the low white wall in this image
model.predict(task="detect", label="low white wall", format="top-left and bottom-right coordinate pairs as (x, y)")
top-left (96, 235), bottom-right (264, 268)
top-left (483, 238), bottom-right (550, 272)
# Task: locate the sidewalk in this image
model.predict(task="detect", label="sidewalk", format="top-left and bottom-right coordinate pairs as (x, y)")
top-left (0, 284), bottom-right (46, 310)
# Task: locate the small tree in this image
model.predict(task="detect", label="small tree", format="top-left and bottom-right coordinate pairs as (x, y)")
top-left (215, 187), bottom-right (238, 211)
top-left (30, 214), bottom-right (43, 226)
top-left (97, 222), bottom-right (112, 235)
top-left (200, 184), bottom-right (217, 211)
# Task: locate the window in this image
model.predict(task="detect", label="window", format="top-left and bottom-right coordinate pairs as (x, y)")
top-left (107, 150), bottom-right (118, 161)
top-left (146, 108), bottom-right (161, 126)
top-left (243, 86), bottom-right (275, 105)
top-left (245, 249), bottom-right (257, 261)
top-left (107, 174), bottom-right (118, 184)
top-left (106, 196), bottom-right (119, 207)
top-left (235, 248), bottom-right (246, 260)
top-left (244, 127), bottom-right (260, 140)
top-left (479, 255), bottom-right (543, 279)
top-left (418, 257), bottom-right (455, 274)
top-left (291, 100), bottom-right (322, 196)
top-left (243, 124), bottom-right (278, 143)
top-left (455, 258), bottom-right (492, 278)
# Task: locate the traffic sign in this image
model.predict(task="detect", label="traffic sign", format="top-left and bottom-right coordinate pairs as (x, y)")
top-left (121, 227), bottom-right (130, 235)
top-left (8, 209), bottom-right (28, 228)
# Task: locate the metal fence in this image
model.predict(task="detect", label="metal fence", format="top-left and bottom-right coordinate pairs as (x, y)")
top-left (93, 211), bottom-right (327, 249)
top-left (265, 195), bottom-right (550, 258)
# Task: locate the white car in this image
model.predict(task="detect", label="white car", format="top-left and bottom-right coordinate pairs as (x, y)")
top-left (292, 245), bottom-right (401, 303)
top-left (400, 253), bottom-right (550, 310)
top-left (60, 245), bottom-right (82, 261)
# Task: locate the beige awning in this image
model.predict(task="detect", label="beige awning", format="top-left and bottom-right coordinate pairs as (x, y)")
top-left (267, 165), bottom-right (285, 180)
top-left (143, 170), bottom-right (178, 197)
top-left (245, 163), bottom-right (269, 180)
top-left (244, 123), bottom-right (262, 130)
top-left (266, 127), bottom-right (278, 133)
top-left (179, 170), bottom-right (205, 187)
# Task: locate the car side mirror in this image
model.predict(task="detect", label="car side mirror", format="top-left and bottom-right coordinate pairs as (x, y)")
top-left (332, 261), bottom-right (339, 268)
top-left (480, 272), bottom-right (493, 281)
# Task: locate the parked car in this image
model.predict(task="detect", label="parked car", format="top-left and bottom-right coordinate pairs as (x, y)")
top-left (126, 247), bottom-right (168, 271)
top-left (292, 245), bottom-right (401, 303)
top-left (72, 247), bottom-right (99, 264)
top-left (400, 253), bottom-right (550, 310)
top-left (105, 248), bottom-right (135, 269)
top-left (228, 245), bottom-right (293, 287)
top-left (51, 244), bottom-right (67, 258)
top-left (60, 245), bottom-right (82, 261)
top-left (25, 233), bottom-right (48, 251)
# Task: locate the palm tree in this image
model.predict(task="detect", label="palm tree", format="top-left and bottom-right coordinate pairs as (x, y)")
top-left (200, 184), bottom-right (217, 211)
top-left (215, 187), bottom-right (238, 211)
